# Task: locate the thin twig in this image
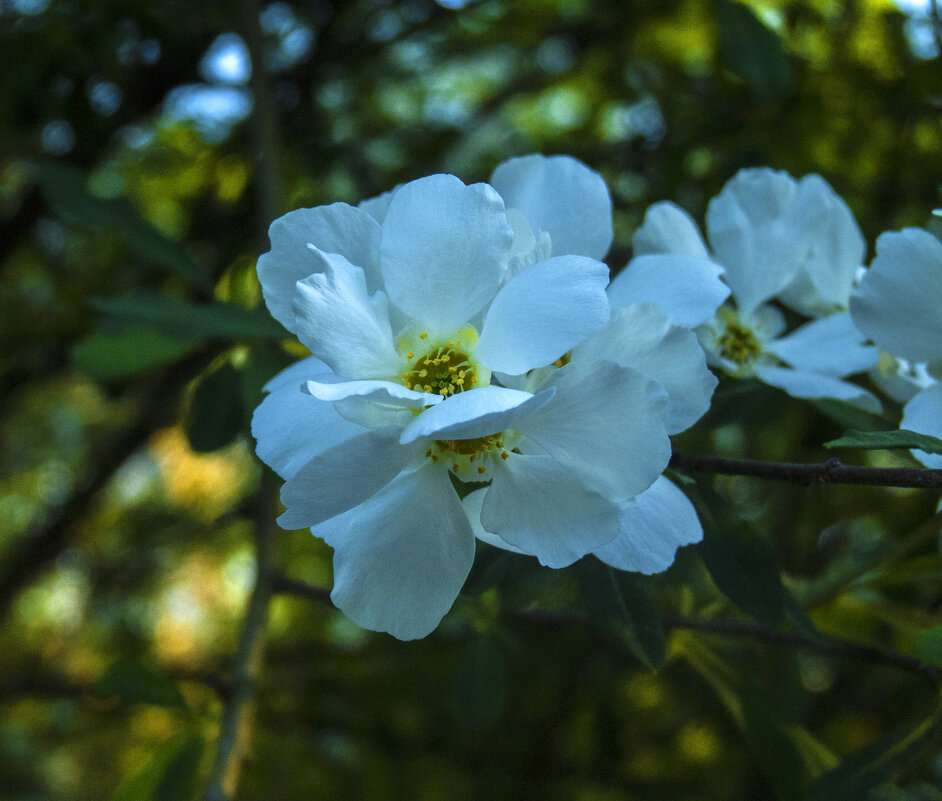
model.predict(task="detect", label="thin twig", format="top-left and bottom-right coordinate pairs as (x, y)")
top-left (670, 452), bottom-right (942, 490)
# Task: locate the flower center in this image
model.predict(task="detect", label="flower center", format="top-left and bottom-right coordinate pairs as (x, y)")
top-left (398, 326), bottom-right (486, 397)
top-left (424, 432), bottom-right (521, 478)
top-left (717, 320), bottom-right (761, 366)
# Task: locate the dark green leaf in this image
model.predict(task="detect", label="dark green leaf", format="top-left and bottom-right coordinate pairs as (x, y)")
top-left (28, 160), bottom-right (211, 289)
top-left (184, 363), bottom-right (244, 452)
top-left (825, 429), bottom-right (942, 456)
top-left (91, 292), bottom-right (287, 342)
top-left (914, 625), bottom-right (942, 667)
top-left (452, 632), bottom-right (507, 729)
top-left (110, 734), bottom-right (203, 801)
top-left (714, 0), bottom-right (793, 102)
top-left (71, 325), bottom-right (199, 380)
top-left (577, 558), bottom-right (666, 669)
top-left (93, 659), bottom-right (186, 708)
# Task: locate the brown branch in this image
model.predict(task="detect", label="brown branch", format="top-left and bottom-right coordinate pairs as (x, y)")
top-left (670, 452), bottom-right (942, 490)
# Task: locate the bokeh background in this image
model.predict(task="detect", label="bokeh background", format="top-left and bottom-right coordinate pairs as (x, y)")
top-left (3, 0), bottom-right (942, 799)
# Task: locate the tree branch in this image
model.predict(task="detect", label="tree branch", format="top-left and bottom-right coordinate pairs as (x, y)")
top-left (670, 452), bottom-right (942, 490)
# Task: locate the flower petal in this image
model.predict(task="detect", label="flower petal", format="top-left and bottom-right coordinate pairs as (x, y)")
top-left (592, 477), bottom-right (703, 574)
top-left (475, 255), bottom-right (611, 374)
top-left (571, 304), bottom-right (717, 434)
top-left (481, 453), bottom-right (621, 568)
top-left (489, 154), bottom-right (613, 259)
top-left (277, 427), bottom-right (420, 530)
top-left (380, 174), bottom-right (511, 334)
top-left (262, 356), bottom-right (333, 393)
top-left (357, 185), bottom-right (400, 223)
top-left (901, 384), bottom-right (942, 468)
top-left (607, 254), bottom-right (729, 327)
top-left (705, 168), bottom-right (804, 315)
top-left (755, 365), bottom-right (881, 411)
top-left (315, 464), bottom-right (475, 640)
top-left (632, 201), bottom-right (710, 258)
top-left (399, 385), bottom-right (555, 445)
top-left (850, 228), bottom-right (942, 364)
top-left (251, 380), bottom-right (361, 480)
top-left (520, 360), bottom-right (671, 502)
top-left (304, 378), bottom-right (442, 428)
top-left (765, 313), bottom-right (878, 377)
top-left (258, 203), bottom-right (381, 333)
top-left (293, 249), bottom-right (400, 379)
top-left (461, 488), bottom-right (528, 555)
top-left (778, 175), bottom-right (865, 315)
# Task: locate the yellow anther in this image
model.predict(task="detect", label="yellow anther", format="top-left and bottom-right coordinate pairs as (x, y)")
top-left (406, 352), bottom-right (413, 360)
top-left (413, 383), bottom-right (422, 391)
top-left (424, 384), bottom-right (432, 393)
top-left (477, 466), bottom-right (487, 474)
top-left (496, 440), bottom-right (504, 448)
top-left (501, 451), bottom-right (510, 460)
top-left (425, 449), bottom-right (432, 458)
top-left (420, 331), bottom-right (428, 339)
top-left (553, 358), bottom-right (564, 368)
top-left (511, 447), bottom-right (522, 454)
top-left (418, 369), bottom-right (428, 377)
top-left (469, 454), bottom-right (476, 462)
top-left (431, 454), bottom-right (439, 462)
top-left (452, 463), bottom-right (459, 472)
top-left (441, 355), bottom-right (450, 363)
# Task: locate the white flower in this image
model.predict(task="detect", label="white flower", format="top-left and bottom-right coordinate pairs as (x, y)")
top-left (611, 168), bottom-right (879, 410)
top-left (851, 228), bottom-right (942, 467)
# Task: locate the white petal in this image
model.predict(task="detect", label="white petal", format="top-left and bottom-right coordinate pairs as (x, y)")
top-left (262, 356), bottom-right (333, 393)
top-left (571, 304), bottom-right (717, 434)
top-left (505, 208), bottom-right (552, 276)
top-left (475, 255), bottom-right (611, 374)
top-left (258, 203), bottom-right (382, 333)
top-left (593, 477), bottom-right (703, 574)
top-left (765, 313), bottom-right (878, 377)
top-left (706, 168), bottom-right (804, 315)
top-left (292, 249), bottom-right (400, 379)
top-left (632, 201), bottom-right (710, 258)
top-left (357, 185), bottom-right (400, 223)
top-left (251, 382), bottom-right (361, 480)
top-left (380, 174), bottom-right (511, 334)
top-left (607, 254), bottom-right (729, 327)
top-left (778, 175), bottom-right (864, 315)
top-left (461, 488), bottom-right (528, 555)
top-left (901, 384), bottom-right (942, 468)
top-left (315, 464), bottom-right (475, 640)
top-left (304, 378), bottom-right (441, 407)
top-left (489, 154), bottom-right (613, 259)
top-left (520, 361), bottom-right (671, 502)
top-left (277, 428), bottom-right (419, 529)
top-left (755, 365), bottom-right (881, 411)
top-left (481, 453), bottom-right (621, 568)
top-left (850, 228), bottom-right (942, 364)
top-left (399, 385), bottom-right (555, 445)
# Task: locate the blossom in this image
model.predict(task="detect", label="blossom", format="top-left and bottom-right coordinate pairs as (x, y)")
top-left (610, 168), bottom-right (879, 409)
top-left (850, 228), bottom-right (942, 467)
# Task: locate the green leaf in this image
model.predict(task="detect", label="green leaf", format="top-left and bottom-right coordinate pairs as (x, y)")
top-left (809, 715), bottom-right (942, 801)
top-left (812, 399), bottom-right (896, 433)
top-left (71, 325), bottom-right (199, 380)
top-left (91, 292), bottom-right (287, 342)
top-left (577, 557), bottom-right (666, 669)
top-left (714, 0), bottom-right (793, 102)
top-left (692, 482), bottom-right (784, 625)
top-left (110, 733), bottom-right (204, 801)
top-left (184, 363), bottom-right (244, 452)
top-left (28, 160), bottom-right (211, 289)
top-left (93, 658), bottom-right (186, 708)
top-left (452, 631), bottom-right (507, 729)
top-left (914, 625), bottom-right (942, 667)
top-left (824, 429), bottom-right (942, 456)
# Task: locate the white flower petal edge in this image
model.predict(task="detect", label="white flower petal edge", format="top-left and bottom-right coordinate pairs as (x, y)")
top-left (277, 427), bottom-right (422, 530)
top-left (706, 168), bottom-right (804, 316)
top-left (304, 378), bottom-right (442, 428)
top-left (764, 313), bottom-right (878, 377)
top-left (523, 360), bottom-right (671, 503)
top-left (262, 355), bottom-right (333, 393)
top-left (461, 488), bottom-right (528, 555)
top-left (481, 453), bottom-right (622, 568)
top-left (293, 249), bottom-right (400, 380)
top-left (607, 254), bottom-right (730, 328)
top-left (593, 477), bottom-right (703, 574)
top-left (850, 228), bottom-right (942, 365)
top-left (258, 203), bottom-right (382, 333)
top-left (315, 464), bottom-right (475, 640)
top-left (755, 366), bottom-right (881, 412)
top-left (475, 255), bottom-right (611, 375)
top-left (490, 154), bottom-right (613, 260)
top-left (571, 304), bottom-right (717, 434)
top-left (901, 384), bottom-right (942, 469)
top-left (399, 385), bottom-right (555, 445)
top-left (632, 201), bottom-right (711, 258)
top-left (379, 174), bottom-right (512, 335)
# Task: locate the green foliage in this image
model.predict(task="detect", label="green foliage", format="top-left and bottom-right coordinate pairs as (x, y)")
top-left (714, 0), bottom-right (794, 102)
top-left (110, 733), bottom-right (204, 801)
top-left (93, 659), bottom-right (187, 708)
top-left (71, 324), bottom-right (199, 380)
top-left (826, 429), bottom-right (942, 456)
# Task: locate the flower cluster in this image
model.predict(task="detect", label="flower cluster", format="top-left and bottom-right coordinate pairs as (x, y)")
top-left (253, 157), bottom-right (941, 639)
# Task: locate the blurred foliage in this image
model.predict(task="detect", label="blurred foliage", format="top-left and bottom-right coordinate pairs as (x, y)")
top-left (2, 0), bottom-right (942, 799)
